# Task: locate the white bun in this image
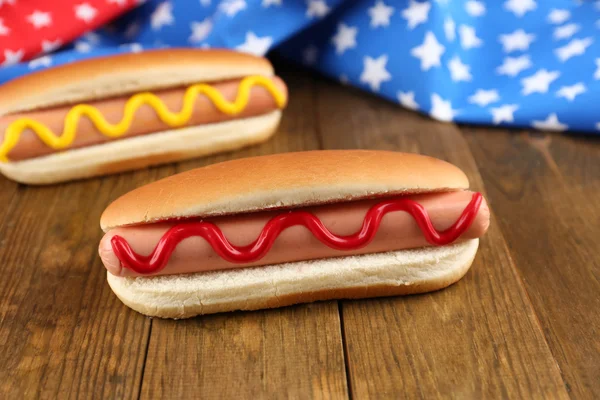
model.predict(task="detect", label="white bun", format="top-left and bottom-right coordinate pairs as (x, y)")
top-left (101, 150), bottom-right (469, 231)
top-left (107, 239), bottom-right (479, 319)
top-left (0, 111), bottom-right (280, 185)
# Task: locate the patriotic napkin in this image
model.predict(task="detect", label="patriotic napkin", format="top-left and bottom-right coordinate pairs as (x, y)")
top-left (0, 0), bottom-right (599, 134)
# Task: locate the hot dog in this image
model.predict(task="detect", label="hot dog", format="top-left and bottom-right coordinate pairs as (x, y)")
top-left (99, 150), bottom-right (491, 319)
top-left (0, 49), bottom-right (288, 185)
top-left (100, 191), bottom-right (489, 277)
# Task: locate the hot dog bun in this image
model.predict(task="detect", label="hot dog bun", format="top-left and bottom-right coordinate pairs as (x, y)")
top-left (0, 49), bottom-right (274, 115)
top-left (0, 111), bottom-right (280, 185)
top-left (99, 151), bottom-right (484, 318)
top-left (107, 239), bottom-right (479, 319)
top-left (0, 49), bottom-right (285, 184)
top-left (100, 150), bottom-right (469, 230)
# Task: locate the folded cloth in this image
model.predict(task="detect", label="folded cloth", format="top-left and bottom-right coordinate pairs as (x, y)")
top-left (0, 0), bottom-right (598, 134)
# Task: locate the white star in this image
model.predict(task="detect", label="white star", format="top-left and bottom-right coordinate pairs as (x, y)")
top-left (0, 0), bottom-right (16, 6)
top-left (553, 24), bottom-right (580, 41)
top-left (189, 18), bottom-right (212, 43)
top-left (262, 0), bottom-right (281, 6)
top-left (74, 3), bottom-right (97, 23)
top-left (75, 41), bottom-right (92, 53)
top-left (411, 32), bottom-right (445, 71)
top-left (504, 0), bottom-right (536, 17)
top-left (41, 39), bottom-right (61, 53)
top-left (360, 55), bottom-right (392, 91)
top-left (556, 83), bottom-right (586, 101)
top-left (490, 104), bottom-right (518, 124)
top-left (27, 10), bottom-right (52, 29)
top-left (2, 49), bottom-right (23, 66)
top-left (468, 89), bottom-right (500, 107)
top-left (130, 43), bottom-right (143, 53)
top-left (0, 18), bottom-right (10, 36)
top-left (595, 59), bottom-right (600, 79)
top-left (532, 113), bottom-right (567, 131)
top-left (444, 17), bottom-right (455, 41)
top-left (429, 94), bottom-right (457, 122)
top-left (219, 0), bottom-right (246, 17)
top-left (368, 1), bottom-right (394, 28)
top-left (547, 9), bottom-right (569, 24)
top-left (124, 22), bottom-right (140, 39)
top-left (303, 45), bottom-right (318, 65)
top-left (555, 37), bottom-right (593, 62)
top-left (496, 55), bottom-right (532, 77)
top-left (465, 1), bottom-right (485, 17)
top-left (402, 0), bottom-right (430, 30)
top-left (499, 29), bottom-right (535, 53)
top-left (397, 91), bottom-right (419, 110)
top-left (459, 25), bottom-right (482, 49)
top-left (236, 32), bottom-right (273, 56)
top-left (331, 23), bottom-right (357, 54)
top-left (84, 32), bottom-right (100, 43)
top-left (107, 0), bottom-right (127, 5)
top-left (448, 56), bottom-right (472, 82)
top-left (306, 0), bottom-right (329, 18)
top-left (28, 55), bottom-right (52, 69)
top-left (120, 42), bottom-right (143, 53)
top-left (151, 2), bottom-right (174, 30)
top-left (521, 69), bottom-right (560, 95)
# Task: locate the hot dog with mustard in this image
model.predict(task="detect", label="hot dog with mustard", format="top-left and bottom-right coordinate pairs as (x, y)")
top-left (0, 49), bottom-right (288, 184)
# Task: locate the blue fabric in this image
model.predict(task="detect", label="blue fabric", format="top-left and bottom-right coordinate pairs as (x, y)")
top-left (2, 0), bottom-right (599, 134)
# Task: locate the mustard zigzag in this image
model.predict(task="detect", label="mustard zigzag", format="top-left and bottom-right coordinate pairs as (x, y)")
top-left (0, 76), bottom-right (285, 162)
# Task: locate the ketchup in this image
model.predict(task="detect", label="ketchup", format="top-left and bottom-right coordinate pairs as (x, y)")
top-left (111, 192), bottom-right (483, 274)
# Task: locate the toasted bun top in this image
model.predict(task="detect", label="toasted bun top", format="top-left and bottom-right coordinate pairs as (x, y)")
top-left (101, 150), bottom-right (470, 231)
top-left (0, 48), bottom-right (274, 116)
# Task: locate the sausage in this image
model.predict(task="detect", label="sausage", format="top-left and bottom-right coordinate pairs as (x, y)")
top-left (99, 191), bottom-right (490, 277)
top-left (1, 76), bottom-right (287, 161)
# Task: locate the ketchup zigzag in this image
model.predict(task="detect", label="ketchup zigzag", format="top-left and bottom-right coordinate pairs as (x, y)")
top-left (111, 193), bottom-right (483, 274)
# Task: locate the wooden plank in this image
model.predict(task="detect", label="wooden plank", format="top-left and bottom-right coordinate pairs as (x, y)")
top-left (144, 305), bottom-right (347, 399)
top-left (0, 176), bottom-right (20, 230)
top-left (140, 70), bottom-right (349, 399)
top-left (0, 166), bottom-right (176, 399)
top-left (315, 80), bottom-right (569, 398)
top-left (463, 128), bottom-right (600, 398)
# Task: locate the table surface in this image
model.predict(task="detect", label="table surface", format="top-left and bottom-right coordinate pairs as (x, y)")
top-left (1, 62), bottom-right (599, 399)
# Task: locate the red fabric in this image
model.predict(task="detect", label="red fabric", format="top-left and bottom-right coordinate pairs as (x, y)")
top-left (0, 0), bottom-right (136, 64)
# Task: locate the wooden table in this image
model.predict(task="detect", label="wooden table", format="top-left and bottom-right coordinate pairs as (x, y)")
top-left (1, 62), bottom-right (599, 399)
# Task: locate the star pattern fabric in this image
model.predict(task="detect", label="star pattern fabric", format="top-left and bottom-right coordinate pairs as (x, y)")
top-left (0, 0), bottom-right (599, 134)
top-left (0, 0), bottom-right (137, 64)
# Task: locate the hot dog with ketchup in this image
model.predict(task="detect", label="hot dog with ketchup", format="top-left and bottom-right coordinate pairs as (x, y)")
top-left (99, 150), bottom-right (490, 319)
top-left (0, 49), bottom-right (288, 184)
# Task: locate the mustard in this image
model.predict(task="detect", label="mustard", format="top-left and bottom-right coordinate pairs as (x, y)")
top-left (0, 75), bottom-right (286, 162)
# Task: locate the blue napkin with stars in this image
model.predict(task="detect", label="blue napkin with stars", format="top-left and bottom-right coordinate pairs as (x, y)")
top-left (1, 0), bottom-right (599, 134)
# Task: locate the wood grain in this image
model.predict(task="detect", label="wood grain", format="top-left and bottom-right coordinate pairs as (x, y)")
top-left (0, 172), bottom-right (157, 399)
top-left (314, 80), bottom-right (569, 398)
top-left (139, 70), bottom-right (350, 400)
top-left (0, 176), bottom-right (19, 231)
top-left (464, 128), bottom-right (600, 398)
top-left (0, 62), bottom-right (598, 399)
top-left (142, 304), bottom-right (347, 399)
